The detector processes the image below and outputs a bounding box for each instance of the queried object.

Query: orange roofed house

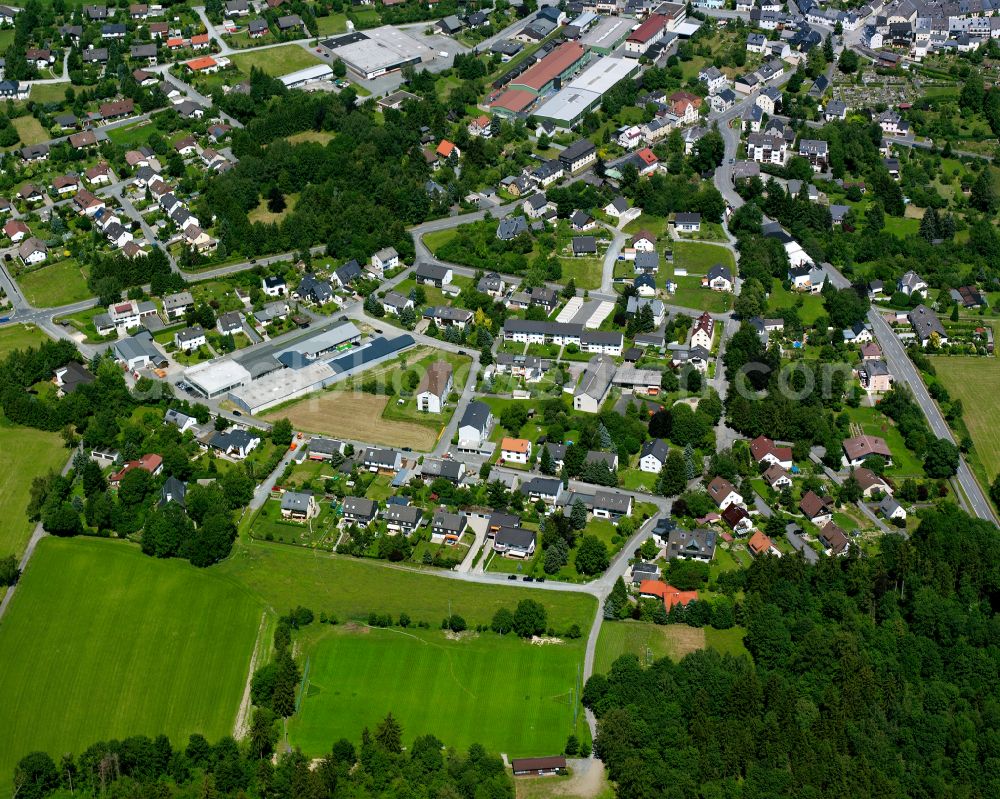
[436,139,460,162]
[186,56,219,73]
[638,580,699,612]
[747,530,781,558]
[109,453,163,487]
[500,437,532,465]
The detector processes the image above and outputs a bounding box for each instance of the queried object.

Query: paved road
[598,223,626,295]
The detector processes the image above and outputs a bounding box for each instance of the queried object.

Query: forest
[585,504,1000,799]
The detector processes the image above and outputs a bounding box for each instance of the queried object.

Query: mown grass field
[0,324,50,357]
[16,260,92,307]
[230,45,323,76]
[11,115,49,146]
[930,356,1000,481]
[0,421,66,558]
[290,625,587,758]
[0,538,264,778]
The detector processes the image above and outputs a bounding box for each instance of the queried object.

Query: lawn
[230,45,323,77]
[285,130,336,145]
[594,621,706,673]
[0,421,67,558]
[316,12,349,35]
[28,82,75,105]
[423,228,458,254]
[767,279,826,325]
[17,259,92,307]
[0,323,50,357]
[290,625,588,758]
[557,256,603,290]
[930,356,1000,482]
[248,192,299,224]
[673,241,736,274]
[881,216,920,238]
[623,214,668,237]
[11,115,50,146]
[0,538,264,779]
[106,120,158,148]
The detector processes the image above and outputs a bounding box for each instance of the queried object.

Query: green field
[106,120,158,148]
[11,115,49,146]
[17,260,92,307]
[0,538,264,778]
[230,45,323,76]
[847,406,924,478]
[930,356,1000,482]
[558,256,603,290]
[290,625,587,757]
[216,540,597,632]
[316,12,348,35]
[673,241,736,274]
[0,324,50,357]
[594,621,748,673]
[0,422,66,558]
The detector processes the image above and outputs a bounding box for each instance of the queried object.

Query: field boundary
[233,610,271,739]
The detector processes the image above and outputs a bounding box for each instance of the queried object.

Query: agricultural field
[290,625,588,758]
[929,356,1000,482]
[0,324,50,357]
[266,391,441,450]
[0,423,66,558]
[16,260,92,307]
[0,538,264,779]
[230,45,323,76]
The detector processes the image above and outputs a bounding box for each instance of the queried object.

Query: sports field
[0,324,50,358]
[930,356,1000,481]
[0,538,264,777]
[594,621,706,673]
[290,625,586,757]
[0,422,67,558]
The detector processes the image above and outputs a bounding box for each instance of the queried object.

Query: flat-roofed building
[184,359,252,399]
[580,16,635,55]
[321,26,435,80]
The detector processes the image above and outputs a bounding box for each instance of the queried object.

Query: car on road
[522,576,533,582]
[729,158,735,164]
[507,574,517,580]
[232,411,242,417]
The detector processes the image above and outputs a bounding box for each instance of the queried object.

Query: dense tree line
[585,505,1000,799]
[14,718,513,799]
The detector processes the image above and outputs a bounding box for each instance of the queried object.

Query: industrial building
[229,333,415,414]
[533,56,638,130]
[321,26,435,80]
[280,63,334,88]
[580,16,634,55]
[506,41,587,95]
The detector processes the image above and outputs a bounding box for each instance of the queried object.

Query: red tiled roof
[513,42,585,91]
[490,88,536,114]
[628,13,666,44]
[747,530,773,556]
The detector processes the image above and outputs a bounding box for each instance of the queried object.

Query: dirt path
[233,611,269,739]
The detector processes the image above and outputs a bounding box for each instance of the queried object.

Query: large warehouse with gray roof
[320,26,436,80]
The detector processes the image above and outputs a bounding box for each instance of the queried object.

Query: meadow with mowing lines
[0,538,264,778]
[289,625,588,758]
[929,356,1000,482]
[0,422,67,558]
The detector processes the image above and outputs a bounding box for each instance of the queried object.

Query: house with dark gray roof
[343,496,377,524]
[666,528,716,561]
[640,439,669,473]
[592,490,632,519]
[497,215,529,240]
[493,526,536,558]
[420,457,465,482]
[431,510,466,542]
[384,504,423,535]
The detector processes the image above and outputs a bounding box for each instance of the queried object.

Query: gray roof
[280,491,314,513]
[415,262,450,281]
[641,438,669,463]
[113,331,164,365]
[908,304,946,341]
[495,526,535,550]
[707,264,732,282]
[460,400,491,431]
[497,215,529,240]
[521,476,563,497]
[384,504,422,524]
[432,510,465,533]
[575,355,615,400]
[593,490,631,513]
[343,496,376,517]
[308,437,343,456]
[421,458,464,481]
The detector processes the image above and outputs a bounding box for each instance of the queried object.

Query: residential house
[879,495,906,521]
[53,361,95,397]
[819,521,850,556]
[707,476,743,510]
[209,428,260,460]
[574,355,615,413]
[109,454,164,487]
[704,264,734,292]
[674,212,701,233]
[384,504,423,535]
[500,437,532,465]
[908,304,947,346]
[370,246,399,274]
[666,528,717,561]
[162,290,194,320]
[280,491,318,520]
[747,530,781,557]
[164,408,197,433]
[898,270,927,296]
[842,435,893,467]
[416,360,453,414]
[800,490,834,525]
[363,447,403,473]
[382,291,413,316]
[497,215,529,240]
[431,510,466,544]
[763,463,793,489]
[262,275,286,297]
[494,526,536,558]
[721,504,754,535]
[521,476,564,505]
[342,496,377,525]
[799,139,830,171]
[639,438,669,473]
[414,262,452,288]
[858,359,893,392]
[749,435,793,469]
[420,458,465,483]
[458,400,493,450]
[174,326,206,352]
[592,491,632,519]
[690,312,714,349]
